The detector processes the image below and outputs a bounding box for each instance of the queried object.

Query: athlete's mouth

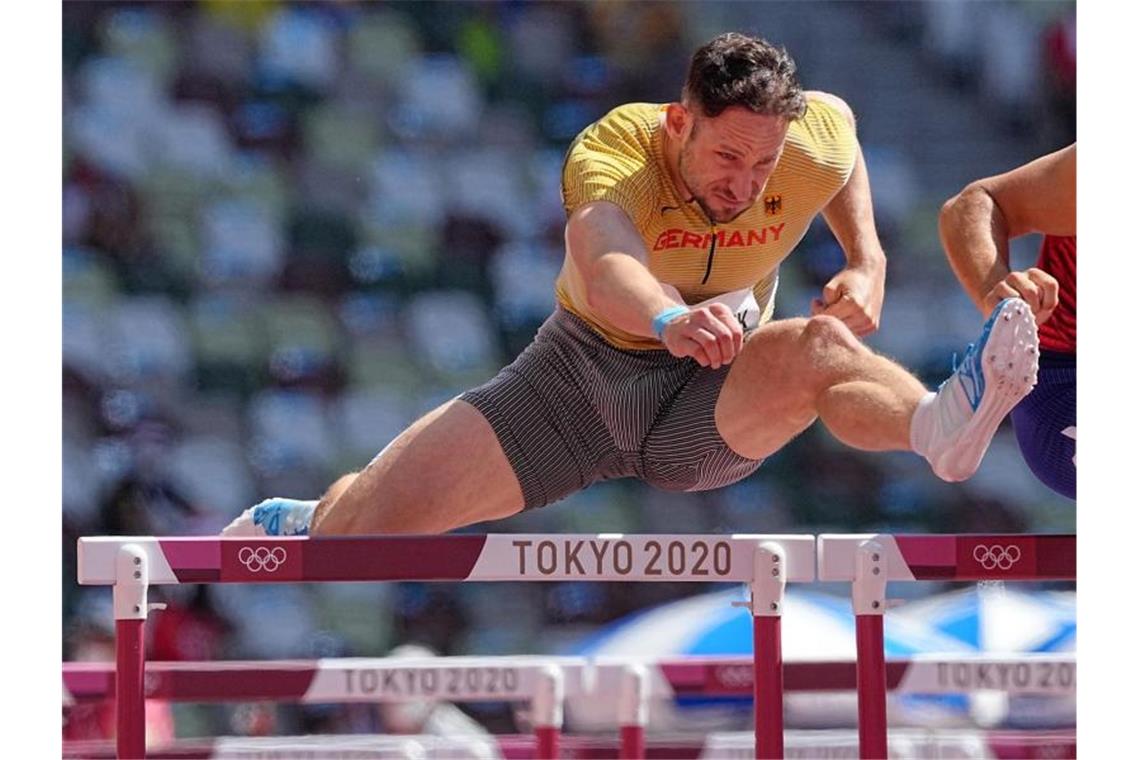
[717,183,752,201]
[715,191,748,211]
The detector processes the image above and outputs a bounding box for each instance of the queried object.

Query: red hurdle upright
[749,541,789,759]
[111,544,157,759]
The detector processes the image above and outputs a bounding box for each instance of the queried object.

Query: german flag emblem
[764,194,782,216]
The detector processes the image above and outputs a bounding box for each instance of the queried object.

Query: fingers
[984,269,1060,325]
[706,302,744,359]
[820,279,842,307]
[813,275,880,336]
[688,319,736,368]
[674,336,713,368]
[1005,271,1043,314]
[820,296,869,335]
[662,305,743,368]
[982,280,1022,314]
[1026,268,1060,325]
[693,327,724,367]
[812,281,843,316]
[818,293,877,337]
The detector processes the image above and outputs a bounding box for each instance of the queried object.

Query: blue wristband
[652,305,689,339]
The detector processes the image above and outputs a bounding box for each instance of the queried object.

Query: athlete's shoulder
[562,103,666,219]
[782,95,859,179]
[597,102,665,129]
[568,103,663,162]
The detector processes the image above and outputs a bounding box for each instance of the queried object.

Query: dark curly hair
[683,32,807,120]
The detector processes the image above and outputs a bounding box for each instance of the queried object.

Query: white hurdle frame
[64,652,1075,758]
[78,533,816,759]
[63,653,1077,703]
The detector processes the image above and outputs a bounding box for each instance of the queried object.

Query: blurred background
[61,0,1075,744]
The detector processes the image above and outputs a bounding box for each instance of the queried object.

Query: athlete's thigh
[316,399,526,535]
[1010,353,1076,499]
[714,318,819,460]
[641,362,763,493]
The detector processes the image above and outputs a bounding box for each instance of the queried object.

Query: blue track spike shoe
[221,498,317,537]
[918,298,1039,482]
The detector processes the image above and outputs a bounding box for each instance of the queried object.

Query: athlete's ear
[664,103,693,141]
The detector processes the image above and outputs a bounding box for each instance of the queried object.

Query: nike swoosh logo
[660,205,682,214]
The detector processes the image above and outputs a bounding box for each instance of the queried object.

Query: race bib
[694,287,761,333]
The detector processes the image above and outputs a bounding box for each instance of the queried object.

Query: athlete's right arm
[939,144,1075,325]
[566,201,743,368]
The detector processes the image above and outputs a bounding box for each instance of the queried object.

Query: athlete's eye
[717,152,736,162]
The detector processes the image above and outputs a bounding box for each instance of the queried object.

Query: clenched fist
[982,268,1059,326]
[660,303,744,369]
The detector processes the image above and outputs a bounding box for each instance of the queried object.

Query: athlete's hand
[810,266,884,336]
[981,268,1059,326]
[660,304,744,369]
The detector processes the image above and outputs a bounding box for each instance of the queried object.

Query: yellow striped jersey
[557,99,858,350]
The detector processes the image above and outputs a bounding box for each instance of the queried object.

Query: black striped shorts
[460,306,763,510]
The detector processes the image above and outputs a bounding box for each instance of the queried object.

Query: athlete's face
[673,105,790,224]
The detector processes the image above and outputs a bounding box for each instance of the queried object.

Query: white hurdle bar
[64,652,1075,758]
[78,534,816,759]
[63,653,1077,701]
[818,533,1076,760]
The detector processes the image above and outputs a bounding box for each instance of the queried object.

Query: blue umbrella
[564,588,972,731]
[891,586,1076,729]
[572,588,973,660]
[892,586,1075,653]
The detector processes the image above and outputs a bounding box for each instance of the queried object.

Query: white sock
[288,500,318,534]
[908,391,938,458]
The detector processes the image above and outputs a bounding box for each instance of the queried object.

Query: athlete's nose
[728,172,752,203]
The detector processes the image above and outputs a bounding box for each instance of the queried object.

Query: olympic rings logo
[238,546,288,573]
[972,544,1022,571]
[713,665,753,689]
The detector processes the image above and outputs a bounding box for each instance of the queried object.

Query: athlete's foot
[221,498,317,537]
[912,298,1039,482]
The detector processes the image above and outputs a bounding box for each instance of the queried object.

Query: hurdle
[64,655,583,757]
[77,533,816,759]
[64,652,1075,758]
[817,534,1076,760]
[63,651,1076,703]
[631,652,1075,698]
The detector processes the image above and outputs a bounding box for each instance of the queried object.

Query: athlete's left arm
[807,91,886,338]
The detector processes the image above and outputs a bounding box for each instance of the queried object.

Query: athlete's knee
[736,316,859,380]
[800,314,861,353]
[784,315,863,380]
[731,317,841,398]
[326,472,360,502]
[313,472,360,520]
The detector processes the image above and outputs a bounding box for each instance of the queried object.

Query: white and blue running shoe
[221,498,317,537]
[919,298,1039,482]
